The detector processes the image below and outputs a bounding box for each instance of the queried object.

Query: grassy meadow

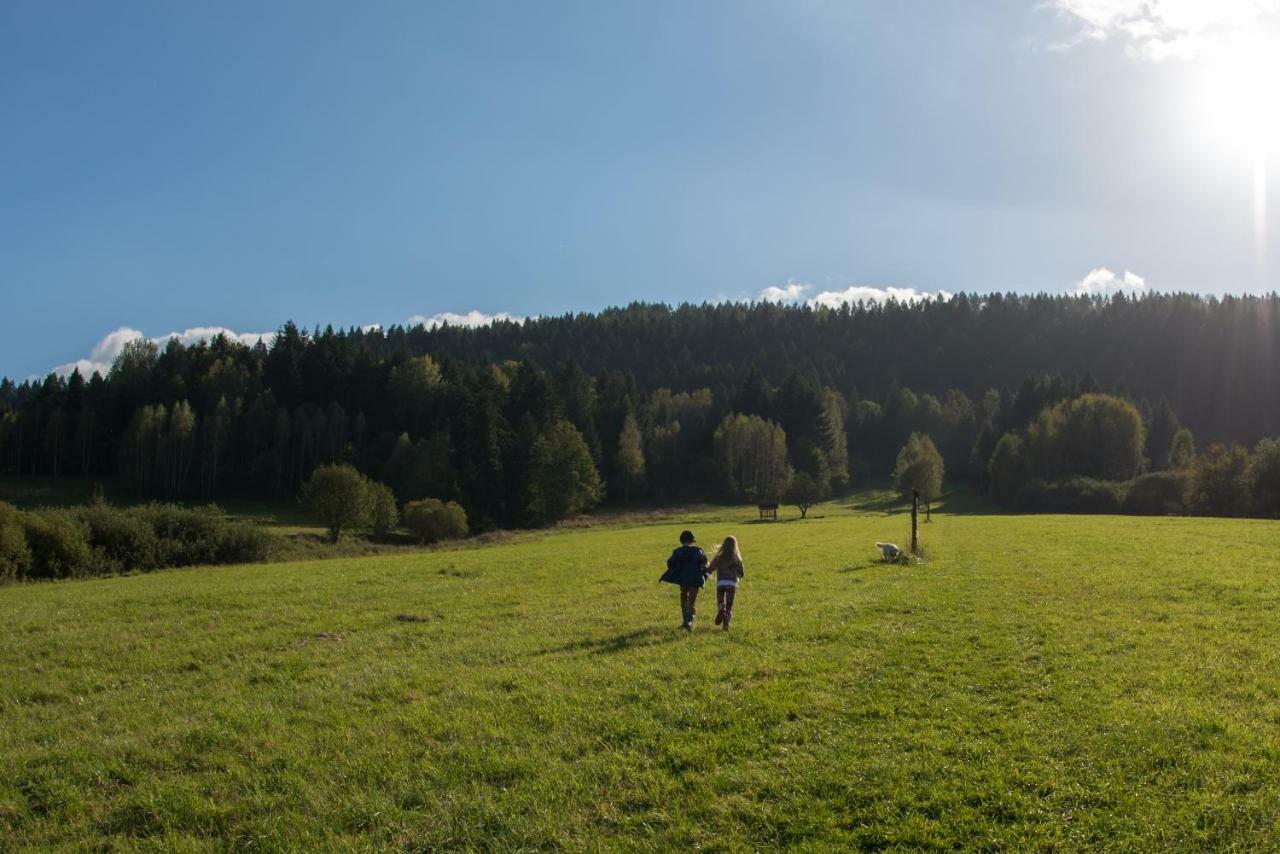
[3,496,1280,849]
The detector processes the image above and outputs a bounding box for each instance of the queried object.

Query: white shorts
[717,579,738,589]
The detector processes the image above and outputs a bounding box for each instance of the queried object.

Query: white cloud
[52,325,272,378]
[759,279,951,308]
[1053,0,1279,61]
[46,312,524,377]
[1073,266,1148,295]
[406,310,524,329]
[758,281,812,303]
[806,285,953,308]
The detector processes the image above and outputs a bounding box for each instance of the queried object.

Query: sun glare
[1197,34,1280,157]
[1195,31,1279,278]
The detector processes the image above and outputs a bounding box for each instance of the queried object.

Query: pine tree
[1169,428,1195,470]
[614,411,646,501]
[524,419,603,525]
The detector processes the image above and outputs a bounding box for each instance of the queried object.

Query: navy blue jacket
[660,544,708,587]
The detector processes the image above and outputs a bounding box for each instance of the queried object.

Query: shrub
[367,481,400,539]
[213,520,277,565]
[301,464,374,542]
[77,504,160,572]
[1248,437,1280,518]
[403,499,469,544]
[1187,443,1250,517]
[1,502,277,583]
[1122,471,1188,515]
[0,502,31,581]
[135,504,227,566]
[20,510,94,579]
[1015,477,1123,514]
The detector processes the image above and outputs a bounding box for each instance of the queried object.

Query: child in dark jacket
[660,529,708,631]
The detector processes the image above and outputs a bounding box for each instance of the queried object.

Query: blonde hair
[708,535,743,573]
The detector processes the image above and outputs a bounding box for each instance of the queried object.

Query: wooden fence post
[911,488,919,556]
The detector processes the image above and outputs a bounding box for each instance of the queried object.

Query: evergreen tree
[613,411,646,501]
[1169,428,1196,470]
[820,390,850,491]
[557,359,602,465]
[988,432,1028,507]
[1144,398,1180,470]
[733,365,772,418]
[387,355,442,437]
[524,419,603,525]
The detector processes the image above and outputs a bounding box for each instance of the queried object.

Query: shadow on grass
[848,488,997,517]
[848,494,902,514]
[837,560,885,573]
[536,626,677,657]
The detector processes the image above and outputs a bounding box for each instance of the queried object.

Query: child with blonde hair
[708,535,745,631]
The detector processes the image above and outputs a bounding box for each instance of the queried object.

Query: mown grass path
[3,503,1280,849]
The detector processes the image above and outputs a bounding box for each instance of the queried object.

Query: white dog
[875,542,901,561]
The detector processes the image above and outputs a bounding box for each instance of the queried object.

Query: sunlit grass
[3,497,1280,848]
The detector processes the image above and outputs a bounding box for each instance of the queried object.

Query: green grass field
[3,497,1280,850]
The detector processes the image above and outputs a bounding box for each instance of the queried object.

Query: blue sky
[3,1,1278,379]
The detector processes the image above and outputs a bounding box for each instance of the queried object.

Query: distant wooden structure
[757,502,779,520]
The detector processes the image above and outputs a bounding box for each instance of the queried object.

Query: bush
[1015,477,1123,514]
[0,502,278,583]
[1187,443,1251,517]
[403,498,469,544]
[1248,437,1280,518]
[0,502,31,581]
[213,520,277,565]
[367,482,400,539]
[134,504,227,566]
[1122,471,1188,516]
[20,510,94,579]
[77,504,160,572]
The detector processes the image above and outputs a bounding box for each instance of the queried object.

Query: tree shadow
[848,488,996,517]
[837,560,885,573]
[535,626,676,657]
[848,495,902,514]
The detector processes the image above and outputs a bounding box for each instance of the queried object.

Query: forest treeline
[2,292,1279,529]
